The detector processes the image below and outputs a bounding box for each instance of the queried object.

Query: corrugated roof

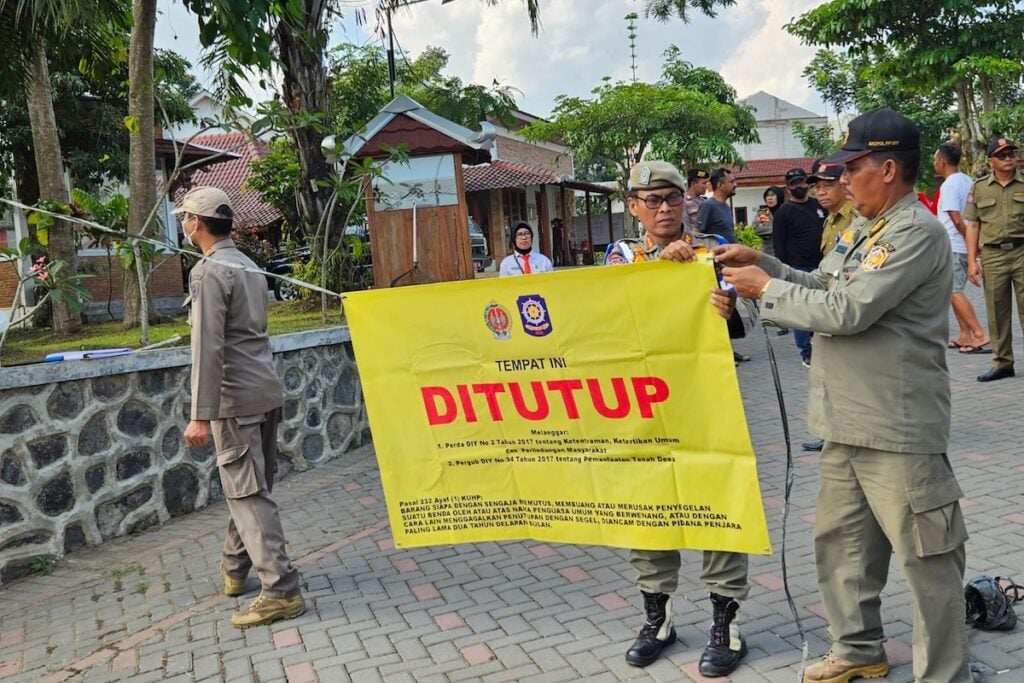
[178,132,283,230]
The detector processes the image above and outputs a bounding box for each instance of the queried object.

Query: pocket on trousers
[213,419,259,499]
[906,477,969,557]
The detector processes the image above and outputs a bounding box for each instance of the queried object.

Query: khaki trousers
[629,549,749,600]
[214,410,300,599]
[980,244,1024,367]
[815,442,971,683]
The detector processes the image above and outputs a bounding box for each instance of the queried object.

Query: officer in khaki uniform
[177,187,305,629]
[605,161,756,678]
[964,137,1024,382]
[717,109,971,683]
[811,161,857,255]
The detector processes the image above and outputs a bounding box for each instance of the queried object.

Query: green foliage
[787,1,1024,166]
[643,0,736,22]
[232,224,276,267]
[327,42,518,133]
[733,224,762,250]
[0,46,202,194]
[799,49,958,189]
[792,121,838,159]
[651,45,758,170]
[245,137,302,232]
[30,555,54,576]
[522,47,757,196]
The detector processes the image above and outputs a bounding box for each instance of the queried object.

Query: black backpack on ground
[965,575,1024,631]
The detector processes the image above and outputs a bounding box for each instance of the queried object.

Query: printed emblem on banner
[517,294,553,337]
[861,245,891,271]
[483,301,512,340]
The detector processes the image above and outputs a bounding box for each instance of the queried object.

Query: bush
[734,223,762,250]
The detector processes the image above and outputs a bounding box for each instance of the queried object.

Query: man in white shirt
[934,143,990,352]
[498,221,554,276]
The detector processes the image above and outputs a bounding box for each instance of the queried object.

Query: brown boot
[220,563,247,597]
[803,650,888,683]
[230,592,306,629]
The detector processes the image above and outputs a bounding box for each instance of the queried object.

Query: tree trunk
[275,1,334,245]
[955,79,986,172]
[23,42,80,334]
[124,0,158,332]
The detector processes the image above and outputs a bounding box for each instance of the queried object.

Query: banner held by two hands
[345,260,771,554]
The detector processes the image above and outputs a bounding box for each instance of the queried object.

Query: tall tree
[651,45,757,170]
[0,0,124,333]
[801,48,958,189]
[787,0,1024,167]
[521,79,746,201]
[123,0,158,330]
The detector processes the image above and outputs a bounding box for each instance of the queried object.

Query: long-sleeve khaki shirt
[820,200,856,255]
[757,192,952,454]
[188,239,284,420]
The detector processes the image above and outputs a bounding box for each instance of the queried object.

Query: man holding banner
[607,160,756,677]
[717,109,971,683]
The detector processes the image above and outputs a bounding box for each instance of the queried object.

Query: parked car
[265,247,310,301]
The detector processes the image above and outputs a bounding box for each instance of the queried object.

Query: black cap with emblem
[822,107,920,166]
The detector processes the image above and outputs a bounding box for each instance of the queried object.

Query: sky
[154,0,828,119]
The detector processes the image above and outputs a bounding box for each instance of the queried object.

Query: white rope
[0,197,343,298]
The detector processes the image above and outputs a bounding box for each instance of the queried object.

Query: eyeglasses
[515,231,532,238]
[993,151,1018,160]
[633,192,684,209]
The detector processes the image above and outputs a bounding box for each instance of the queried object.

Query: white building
[736,91,829,161]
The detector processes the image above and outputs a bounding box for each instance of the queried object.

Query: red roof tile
[732,157,817,185]
[463,160,564,192]
[178,132,283,230]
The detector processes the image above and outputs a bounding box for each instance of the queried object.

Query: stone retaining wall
[0,328,367,583]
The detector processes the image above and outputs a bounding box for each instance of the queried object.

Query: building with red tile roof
[180,131,283,232]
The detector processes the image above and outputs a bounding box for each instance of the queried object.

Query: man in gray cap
[715,109,971,683]
[605,160,755,678]
[177,186,305,629]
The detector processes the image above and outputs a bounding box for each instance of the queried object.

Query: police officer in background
[682,168,709,232]
[715,109,971,683]
[178,187,305,629]
[964,137,1024,382]
[606,161,756,678]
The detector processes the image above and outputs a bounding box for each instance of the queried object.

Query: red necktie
[522,254,532,274]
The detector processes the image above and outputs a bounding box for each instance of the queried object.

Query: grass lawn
[0,301,343,367]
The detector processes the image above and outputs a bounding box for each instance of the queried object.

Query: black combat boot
[625,591,676,667]
[698,592,747,677]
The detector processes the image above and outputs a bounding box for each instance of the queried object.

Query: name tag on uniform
[835,245,849,254]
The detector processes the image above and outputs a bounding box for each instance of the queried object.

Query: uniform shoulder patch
[861,244,891,271]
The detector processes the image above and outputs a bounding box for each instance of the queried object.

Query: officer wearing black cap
[964,137,1024,382]
[605,160,755,678]
[772,165,827,368]
[714,108,971,683]
[683,168,710,232]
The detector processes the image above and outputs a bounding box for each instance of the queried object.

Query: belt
[983,238,1024,250]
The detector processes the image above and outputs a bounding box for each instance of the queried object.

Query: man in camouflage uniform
[716,109,971,683]
[605,160,756,678]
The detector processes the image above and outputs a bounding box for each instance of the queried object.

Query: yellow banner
[345,260,770,554]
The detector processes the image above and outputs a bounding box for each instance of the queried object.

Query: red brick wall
[0,261,18,307]
[496,136,573,175]
[79,254,185,301]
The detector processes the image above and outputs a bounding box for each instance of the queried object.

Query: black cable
[761,322,810,680]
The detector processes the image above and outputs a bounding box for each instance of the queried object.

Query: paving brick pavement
[1,286,1023,682]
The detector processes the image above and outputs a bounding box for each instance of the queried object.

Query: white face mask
[182,215,198,246]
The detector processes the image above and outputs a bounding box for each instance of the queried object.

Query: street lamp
[384,0,457,98]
